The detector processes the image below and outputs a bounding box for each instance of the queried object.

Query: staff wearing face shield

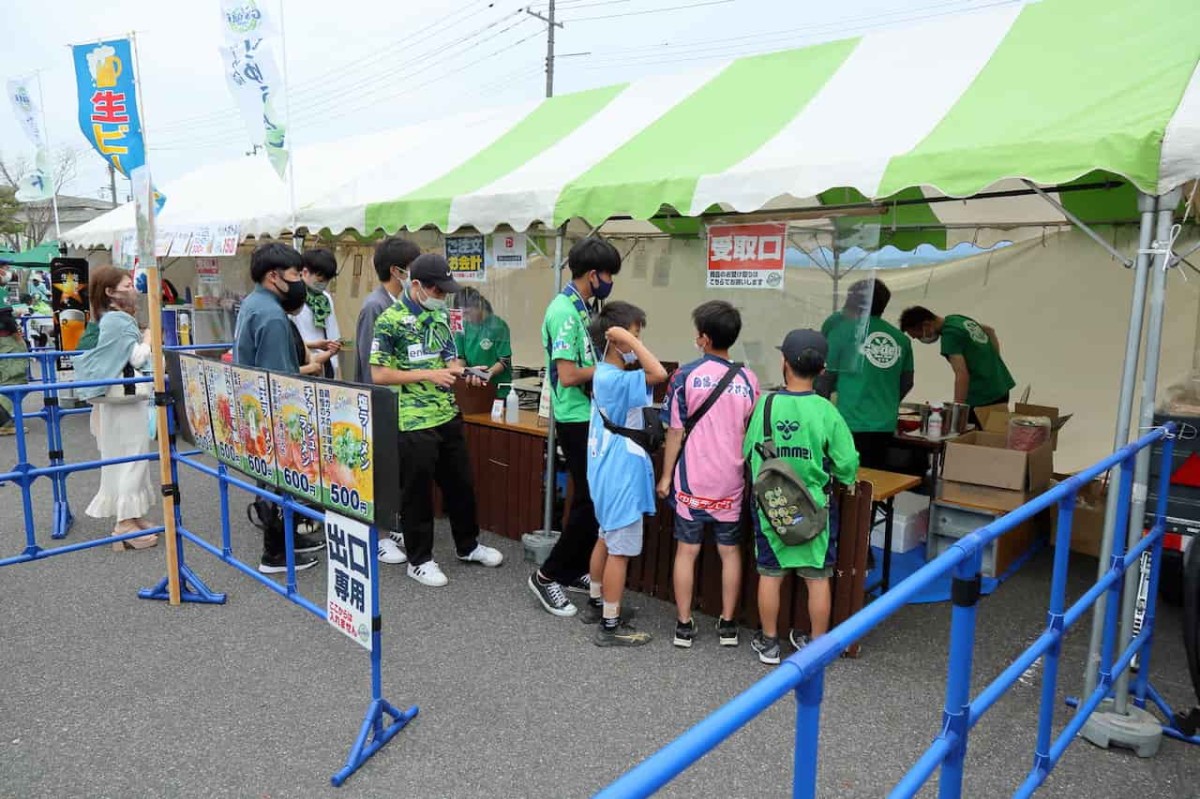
[899,305,1015,425]
[453,287,512,399]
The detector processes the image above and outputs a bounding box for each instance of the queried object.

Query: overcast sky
[0,0,1012,202]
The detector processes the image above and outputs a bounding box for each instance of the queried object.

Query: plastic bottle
[928,402,944,439]
[505,386,520,423]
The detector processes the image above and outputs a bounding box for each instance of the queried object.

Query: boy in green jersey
[745,329,859,666]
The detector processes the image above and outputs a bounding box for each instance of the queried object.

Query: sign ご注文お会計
[705,222,787,290]
[445,235,485,282]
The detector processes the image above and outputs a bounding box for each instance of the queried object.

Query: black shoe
[788,630,812,652]
[594,620,652,647]
[259,551,319,574]
[717,617,740,647]
[528,573,577,618]
[674,618,697,649]
[751,632,781,665]
[565,574,591,595]
[581,601,637,626]
[293,529,325,553]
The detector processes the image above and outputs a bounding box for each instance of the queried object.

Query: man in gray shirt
[355,236,421,565]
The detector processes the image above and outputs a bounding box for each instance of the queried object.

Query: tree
[0,149,79,248]
[0,187,23,251]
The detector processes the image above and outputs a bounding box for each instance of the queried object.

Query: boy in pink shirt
[659,301,760,648]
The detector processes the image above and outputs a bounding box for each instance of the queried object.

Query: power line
[564,0,735,22]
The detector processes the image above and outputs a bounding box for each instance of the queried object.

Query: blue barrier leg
[330,524,418,787]
[218,464,233,557]
[938,546,983,799]
[46,354,74,540]
[12,392,39,556]
[1134,436,1175,707]
[792,670,824,799]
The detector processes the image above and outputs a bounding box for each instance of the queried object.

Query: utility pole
[526,1,563,98]
[108,162,118,208]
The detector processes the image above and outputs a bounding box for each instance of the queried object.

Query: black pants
[254,484,285,557]
[397,417,479,567]
[852,431,893,471]
[540,421,597,586]
[969,392,1010,429]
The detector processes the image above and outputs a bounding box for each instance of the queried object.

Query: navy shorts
[674,513,741,547]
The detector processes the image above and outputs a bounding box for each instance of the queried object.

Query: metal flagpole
[277,0,299,251]
[130,30,183,606]
[33,71,61,242]
[1080,193,1156,699]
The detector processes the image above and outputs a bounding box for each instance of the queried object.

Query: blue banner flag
[71,38,164,209]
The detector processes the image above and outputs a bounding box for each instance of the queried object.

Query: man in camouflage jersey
[370,254,503,587]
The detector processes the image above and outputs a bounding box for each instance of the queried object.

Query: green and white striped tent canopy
[65,0,1200,251]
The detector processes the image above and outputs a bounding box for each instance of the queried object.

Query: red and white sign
[195,257,220,277]
[706,222,787,290]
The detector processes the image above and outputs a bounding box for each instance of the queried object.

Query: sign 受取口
[705,222,787,290]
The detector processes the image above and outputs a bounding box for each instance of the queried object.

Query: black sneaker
[674,618,697,649]
[751,632,781,665]
[594,620,652,647]
[565,574,591,595]
[528,573,577,617]
[581,601,637,625]
[717,617,739,647]
[259,550,319,574]
[789,630,812,652]
[293,529,325,553]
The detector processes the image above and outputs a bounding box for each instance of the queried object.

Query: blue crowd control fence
[597,425,1183,799]
[0,349,415,786]
[0,343,232,539]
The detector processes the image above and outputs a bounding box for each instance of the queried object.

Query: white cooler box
[869,491,929,554]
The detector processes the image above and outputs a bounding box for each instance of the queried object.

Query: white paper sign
[492,232,527,269]
[325,511,374,650]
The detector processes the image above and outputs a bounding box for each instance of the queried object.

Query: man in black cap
[370,253,503,587]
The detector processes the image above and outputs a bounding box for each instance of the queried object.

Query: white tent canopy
[66,0,1200,250]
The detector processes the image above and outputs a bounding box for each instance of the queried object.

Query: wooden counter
[458,413,875,652]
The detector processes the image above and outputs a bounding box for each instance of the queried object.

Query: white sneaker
[389,531,404,548]
[407,561,448,587]
[458,543,504,567]
[378,538,407,565]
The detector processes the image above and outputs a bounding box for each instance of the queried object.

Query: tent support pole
[1080,193,1157,701]
[1022,180,1135,266]
[540,226,567,539]
[1112,189,1181,711]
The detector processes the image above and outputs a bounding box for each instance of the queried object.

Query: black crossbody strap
[682,363,743,437]
[755,393,777,460]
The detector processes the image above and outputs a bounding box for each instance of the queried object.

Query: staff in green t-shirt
[453,287,513,399]
[818,280,913,469]
[899,305,1016,421]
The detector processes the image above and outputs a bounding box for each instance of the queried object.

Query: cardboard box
[975,402,1072,450]
[941,430,1054,511]
[1048,477,1107,559]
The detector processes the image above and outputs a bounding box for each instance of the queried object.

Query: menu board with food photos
[166,353,398,525]
[271,374,321,502]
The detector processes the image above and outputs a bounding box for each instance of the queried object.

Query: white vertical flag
[218,1,289,179]
[6,78,54,202]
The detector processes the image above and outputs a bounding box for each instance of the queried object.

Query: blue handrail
[597,425,1176,799]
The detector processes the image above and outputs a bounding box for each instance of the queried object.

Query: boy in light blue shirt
[585,301,668,647]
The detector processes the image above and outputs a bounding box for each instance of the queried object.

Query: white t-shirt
[290,290,341,377]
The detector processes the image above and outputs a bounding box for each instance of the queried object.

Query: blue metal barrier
[0,351,414,787]
[597,426,1180,799]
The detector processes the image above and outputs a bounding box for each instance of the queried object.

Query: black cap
[778,328,827,369]
[409,253,461,294]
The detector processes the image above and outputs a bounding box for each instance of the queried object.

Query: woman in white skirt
[72,265,158,550]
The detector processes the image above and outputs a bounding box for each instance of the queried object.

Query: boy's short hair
[898,305,936,334]
[373,236,421,282]
[692,300,741,350]
[789,349,827,379]
[846,279,892,317]
[301,248,338,280]
[568,237,622,280]
[250,242,301,284]
[588,300,646,356]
